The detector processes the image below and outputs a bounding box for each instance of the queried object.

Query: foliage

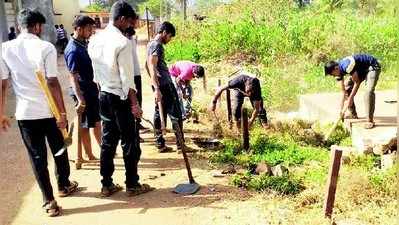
[231,172,305,195]
[165,0,399,109]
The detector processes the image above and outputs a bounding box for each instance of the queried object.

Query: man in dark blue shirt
[211,72,268,130]
[64,16,101,166]
[324,54,381,129]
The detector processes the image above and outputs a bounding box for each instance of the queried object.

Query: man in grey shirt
[146,22,185,153]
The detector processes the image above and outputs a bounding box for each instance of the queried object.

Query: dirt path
[0,40,269,225]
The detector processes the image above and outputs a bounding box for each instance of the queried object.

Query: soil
[0,39,270,225]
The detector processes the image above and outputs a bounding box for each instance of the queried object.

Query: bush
[231,172,305,195]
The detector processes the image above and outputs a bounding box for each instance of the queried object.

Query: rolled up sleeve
[118,41,136,98]
[43,45,59,78]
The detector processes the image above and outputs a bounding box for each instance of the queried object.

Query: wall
[53,0,80,36]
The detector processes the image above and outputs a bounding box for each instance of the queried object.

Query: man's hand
[131,104,143,118]
[210,101,217,112]
[76,99,86,114]
[154,88,162,103]
[0,116,11,133]
[57,114,68,129]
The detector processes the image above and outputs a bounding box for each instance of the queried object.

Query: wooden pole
[145,7,150,41]
[323,146,343,218]
[226,89,232,126]
[242,108,249,151]
[217,79,222,108]
[183,0,187,21]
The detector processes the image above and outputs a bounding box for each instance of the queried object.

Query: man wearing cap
[324,54,381,129]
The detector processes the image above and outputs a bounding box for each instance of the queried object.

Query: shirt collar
[106,23,124,36]
[72,37,88,49]
[18,32,40,40]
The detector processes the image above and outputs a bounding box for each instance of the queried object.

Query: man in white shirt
[0,43,11,134]
[1,9,78,217]
[88,0,153,197]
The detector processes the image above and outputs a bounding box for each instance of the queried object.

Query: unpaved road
[0,40,269,225]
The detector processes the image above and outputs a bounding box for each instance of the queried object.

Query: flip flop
[364,122,375,129]
[101,183,123,197]
[126,183,155,196]
[43,200,61,217]
[58,181,79,197]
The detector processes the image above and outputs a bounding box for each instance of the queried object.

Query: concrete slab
[299,90,397,152]
[299,90,396,123]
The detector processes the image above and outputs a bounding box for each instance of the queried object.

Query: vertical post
[226,89,232,126]
[146,7,150,41]
[242,108,249,151]
[183,0,187,21]
[217,79,221,108]
[323,146,343,218]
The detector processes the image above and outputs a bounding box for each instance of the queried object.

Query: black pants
[134,76,143,131]
[153,83,184,148]
[231,90,268,124]
[99,91,141,188]
[18,118,71,204]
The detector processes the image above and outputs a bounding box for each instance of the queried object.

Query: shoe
[138,124,149,130]
[101,183,123,197]
[157,145,174,153]
[126,183,155,196]
[58,181,79,197]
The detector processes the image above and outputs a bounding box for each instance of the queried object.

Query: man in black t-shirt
[211,72,268,130]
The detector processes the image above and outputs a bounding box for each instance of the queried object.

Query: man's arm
[1,79,11,132]
[343,72,361,114]
[44,45,67,129]
[147,54,162,102]
[339,79,346,111]
[69,73,86,114]
[118,41,142,118]
[248,100,261,127]
[211,85,229,111]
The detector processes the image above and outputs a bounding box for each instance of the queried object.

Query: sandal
[126,183,155,196]
[364,122,375,129]
[43,200,61,217]
[58,181,79,197]
[101,183,123,197]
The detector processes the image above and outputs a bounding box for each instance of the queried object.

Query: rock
[271,164,289,176]
[381,152,397,170]
[254,161,272,176]
[160,173,166,176]
[221,164,236,174]
[148,175,158,180]
[236,168,247,175]
[373,137,397,155]
[212,171,225,178]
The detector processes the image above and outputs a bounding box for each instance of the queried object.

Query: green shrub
[232,172,305,195]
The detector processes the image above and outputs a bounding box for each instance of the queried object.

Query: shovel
[173,120,200,195]
[157,101,200,194]
[36,71,73,156]
[324,106,348,142]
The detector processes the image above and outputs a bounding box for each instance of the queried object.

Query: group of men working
[0,0,381,218]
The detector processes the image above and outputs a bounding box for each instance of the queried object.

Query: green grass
[165,0,399,110]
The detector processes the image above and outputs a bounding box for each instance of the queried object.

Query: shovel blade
[173,182,200,195]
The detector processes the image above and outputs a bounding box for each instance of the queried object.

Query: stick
[36,71,68,138]
[241,108,249,151]
[323,146,343,218]
[175,121,195,184]
[157,101,166,135]
[324,107,347,141]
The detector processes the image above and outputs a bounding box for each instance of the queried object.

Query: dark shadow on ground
[61,184,252,216]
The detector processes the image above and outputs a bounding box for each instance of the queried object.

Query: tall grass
[166,0,399,110]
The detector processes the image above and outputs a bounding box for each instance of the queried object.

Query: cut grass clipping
[232,171,305,195]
